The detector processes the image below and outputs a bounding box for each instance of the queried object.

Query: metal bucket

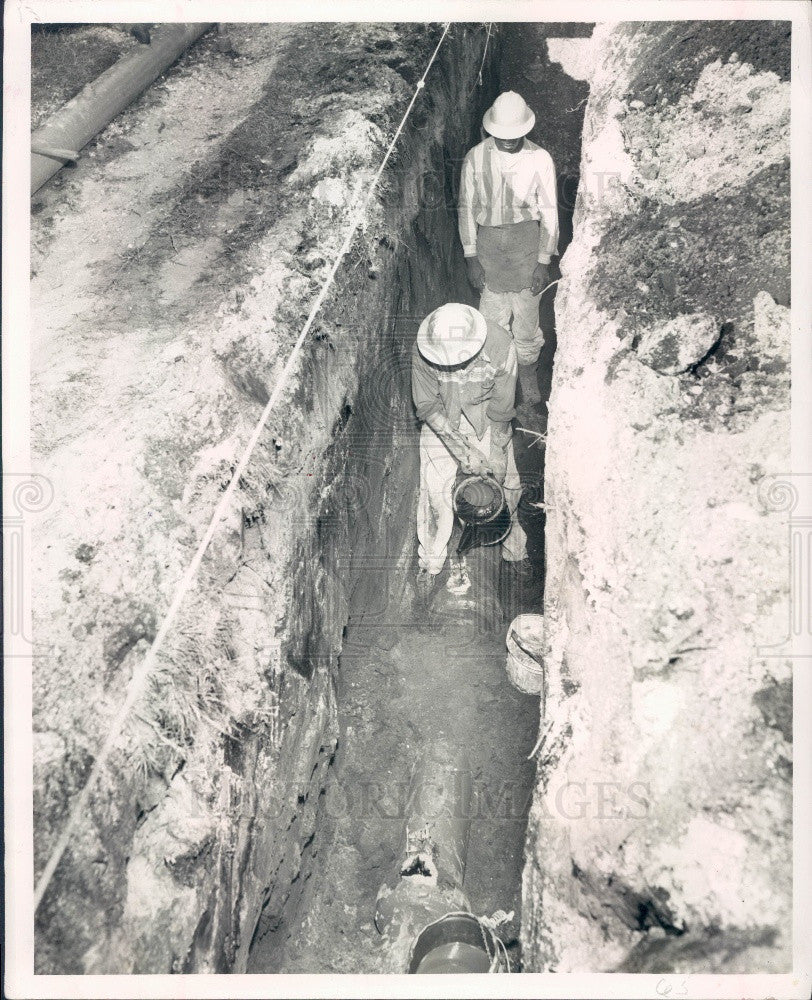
[453,475,511,556]
[408,913,506,973]
[506,613,545,695]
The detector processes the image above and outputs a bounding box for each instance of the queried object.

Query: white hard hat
[416,303,487,367]
[483,91,535,140]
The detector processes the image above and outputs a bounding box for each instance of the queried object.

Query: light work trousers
[417,414,527,575]
[478,286,544,366]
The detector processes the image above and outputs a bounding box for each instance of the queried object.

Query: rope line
[475,23,493,87]
[34,22,452,913]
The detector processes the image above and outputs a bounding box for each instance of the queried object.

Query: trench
[245,23,591,974]
[29,21,590,975]
[27,18,794,976]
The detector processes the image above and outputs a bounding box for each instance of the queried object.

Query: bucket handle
[509,628,543,666]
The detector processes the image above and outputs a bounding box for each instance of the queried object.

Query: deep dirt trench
[247,548,541,973]
[30,21,592,974]
[23,15,797,980]
[247,23,592,974]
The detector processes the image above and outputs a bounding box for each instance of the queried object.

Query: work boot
[518,362,542,407]
[446,557,471,595]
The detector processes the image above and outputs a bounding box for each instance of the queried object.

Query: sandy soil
[31,25,312,971]
[522,20,792,973]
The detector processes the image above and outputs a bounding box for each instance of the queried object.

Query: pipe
[31,142,79,162]
[407,911,506,973]
[401,741,472,890]
[373,740,510,973]
[31,22,213,195]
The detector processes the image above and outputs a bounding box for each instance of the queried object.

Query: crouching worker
[411,302,527,591]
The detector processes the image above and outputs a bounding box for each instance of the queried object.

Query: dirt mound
[522,20,791,973]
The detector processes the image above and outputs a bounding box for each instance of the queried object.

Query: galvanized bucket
[452,475,511,556]
[506,613,545,695]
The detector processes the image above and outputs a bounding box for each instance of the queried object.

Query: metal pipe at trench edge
[31,23,214,195]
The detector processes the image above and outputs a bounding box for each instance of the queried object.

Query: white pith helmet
[483,91,535,140]
[416,303,487,367]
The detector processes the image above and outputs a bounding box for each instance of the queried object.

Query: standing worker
[458,91,559,407]
[411,303,528,594]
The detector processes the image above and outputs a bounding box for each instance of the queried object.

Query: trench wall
[522,21,792,972]
[32,24,497,973]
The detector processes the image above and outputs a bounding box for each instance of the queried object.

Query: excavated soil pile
[522,20,792,973]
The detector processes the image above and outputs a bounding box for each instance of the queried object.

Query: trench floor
[249,542,543,973]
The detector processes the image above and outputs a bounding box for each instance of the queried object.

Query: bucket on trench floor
[407,912,508,973]
[505,613,545,695]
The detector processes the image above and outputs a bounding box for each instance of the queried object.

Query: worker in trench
[411,302,528,596]
[458,91,559,409]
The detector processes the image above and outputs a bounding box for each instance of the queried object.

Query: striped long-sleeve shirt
[458,137,559,264]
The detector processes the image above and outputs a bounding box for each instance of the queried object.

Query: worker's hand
[466,256,486,292]
[530,262,550,296]
[490,450,508,485]
[462,446,492,478]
